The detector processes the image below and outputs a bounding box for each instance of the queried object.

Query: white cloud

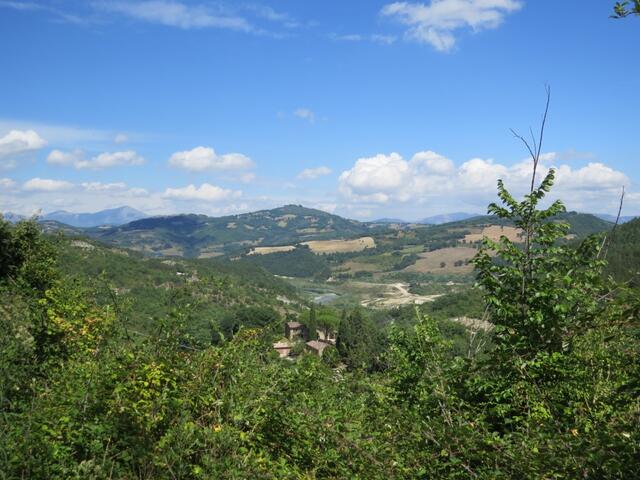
[381,0,523,52]
[47,149,84,166]
[554,162,629,191]
[298,166,333,180]
[78,150,145,169]
[330,33,397,45]
[163,183,242,202]
[81,181,127,192]
[114,133,129,144]
[128,187,150,197]
[0,129,47,159]
[310,202,338,214]
[23,178,74,192]
[293,108,316,124]
[371,34,397,45]
[48,149,145,169]
[97,0,252,31]
[243,4,299,28]
[239,172,257,183]
[339,149,631,212]
[331,33,363,41]
[2,177,163,217]
[0,1,88,25]
[0,1,42,11]
[0,120,112,146]
[0,178,16,189]
[80,181,150,197]
[339,153,411,203]
[169,146,254,172]
[411,150,455,174]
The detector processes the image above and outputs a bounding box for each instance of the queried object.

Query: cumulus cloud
[163,183,242,202]
[0,130,47,168]
[298,166,332,180]
[381,0,523,52]
[339,150,630,212]
[47,149,84,166]
[78,150,145,169]
[168,146,254,172]
[47,149,144,169]
[338,153,412,203]
[97,0,252,32]
[554,162,629,191]
[0,119,114,147]
[293,108,316,124]
[23,178,74,192]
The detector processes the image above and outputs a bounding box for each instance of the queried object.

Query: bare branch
[600,186,626,260]
[531,85,551,193]
[510,128,536,161]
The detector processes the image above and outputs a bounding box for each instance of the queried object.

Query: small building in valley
[317,329,336,345]
[275,320,336,359]
[305,340,331,357]
[285,321,306,340]
[273,340,292,358]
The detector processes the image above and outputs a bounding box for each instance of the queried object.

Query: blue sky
[0,0,638,220]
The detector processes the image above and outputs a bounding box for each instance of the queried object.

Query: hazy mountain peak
[417,212,479,225]
[42,206,148,228]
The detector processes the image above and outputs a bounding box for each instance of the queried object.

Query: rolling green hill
[34,207,615,286]
[435,211,613,237]
[91,205,378,258]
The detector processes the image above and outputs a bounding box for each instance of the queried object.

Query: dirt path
[360,282,443,308]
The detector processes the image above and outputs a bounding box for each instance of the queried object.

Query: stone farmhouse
[273,321,336,359]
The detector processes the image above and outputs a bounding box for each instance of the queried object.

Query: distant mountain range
[42,206,148,227]
[1,212,26,223]
[371,218,408,224]
[2,205,621,261]
[417,212,479,225]
[372,212,479,225]
[593,213,637,224]
[3,206,148,227]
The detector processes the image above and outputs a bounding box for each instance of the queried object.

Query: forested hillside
[605,217,640,284]
[92,205,377,257]
[54,237,301,340]
[434,210,612,236]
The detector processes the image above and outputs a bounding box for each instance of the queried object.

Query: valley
[30,204,616,314]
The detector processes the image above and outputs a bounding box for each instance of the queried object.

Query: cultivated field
[461,225,524,243]
[302,236,376,254]
[248,245,296,255]
[404,247,477,274]
[247,236,375,256]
